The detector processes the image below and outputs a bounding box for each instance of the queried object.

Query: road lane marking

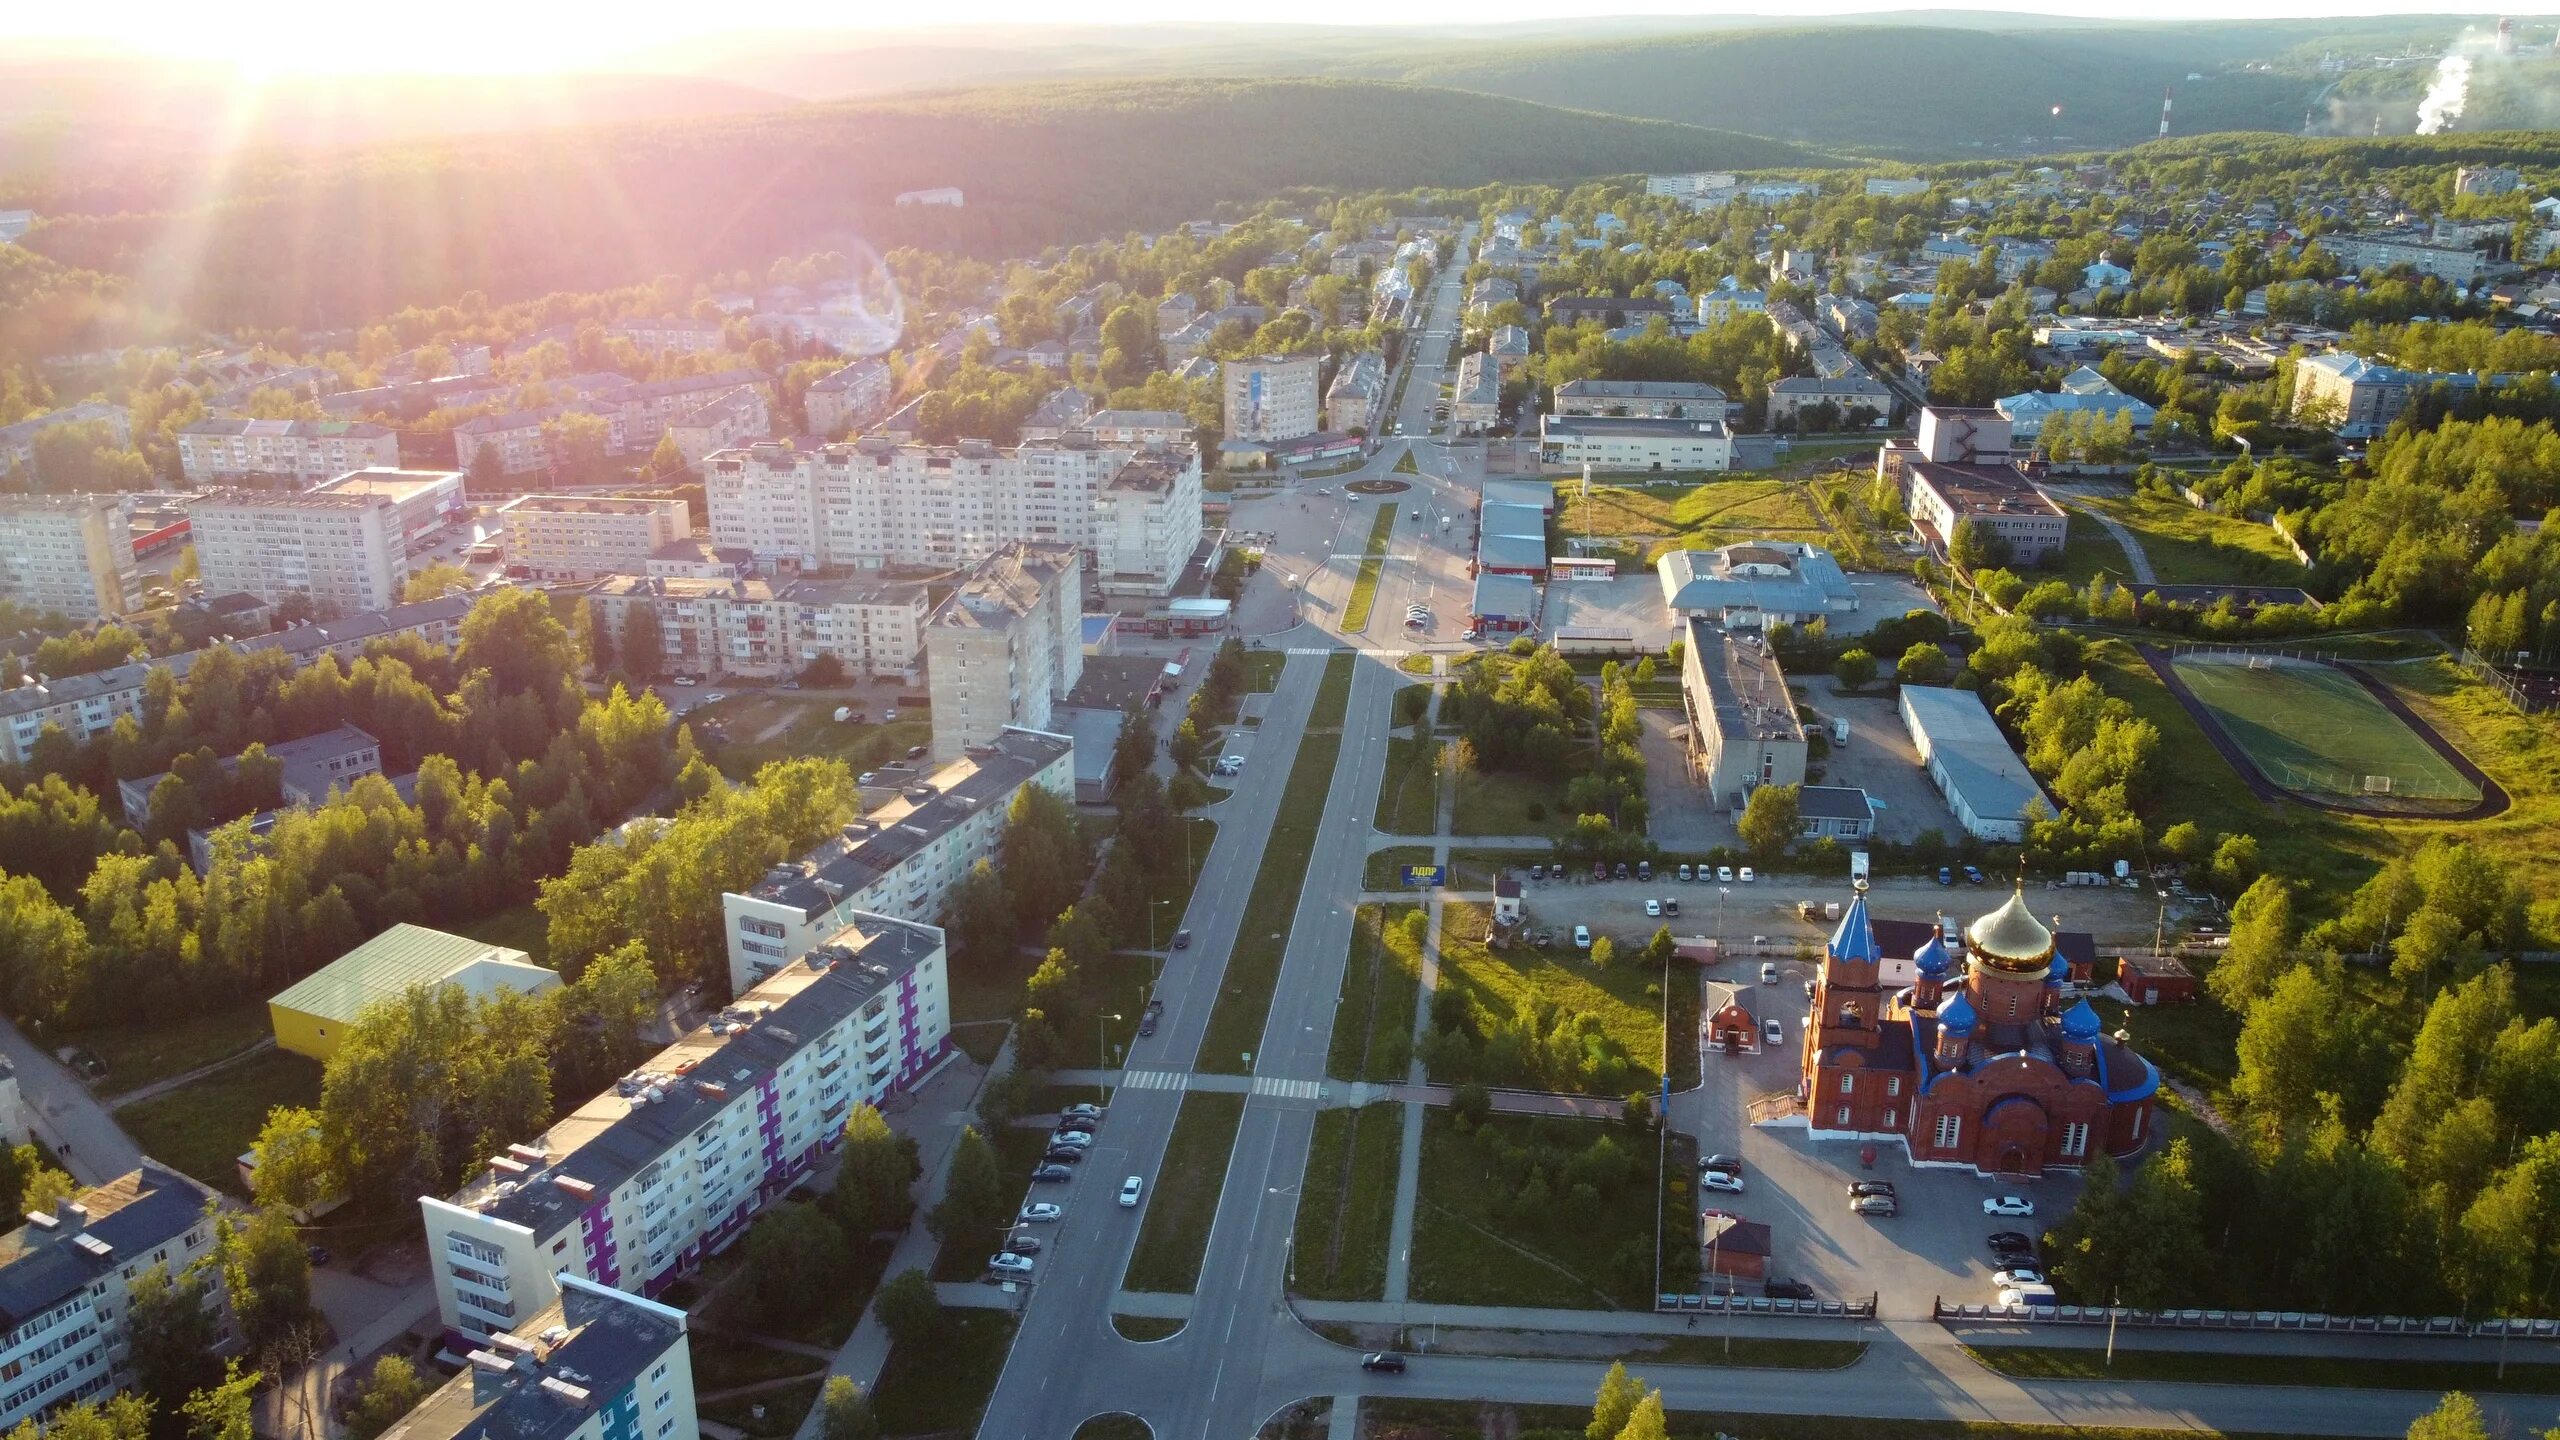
[1250,1077,1323,1100]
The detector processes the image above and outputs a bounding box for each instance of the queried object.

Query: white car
[1759,962,1778,985]
[1701,1170,1745,1195]
[1983,1195,2036,1218]
[704,693,727,704]
[1645,899,1661,917]
[1119,1175,1145,1207]
[1717,866,1735,883]
[1993,1267,2046,1288]
[1573,925,1592,950]
[1018,1203,1063,1223]
[671,675,698,687]
[1762,1018,1783,1046]
[986,1252,1035,1277]
[1049,1131,1094,1151]
[1738,867,1755,883]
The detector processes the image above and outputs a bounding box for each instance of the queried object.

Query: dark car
[1002,1236,1042,1256]
[1172,929,1193,950]
[1360,1352,1408,1373]
[1613,862,1630,879]
[305,1245,332,1266]
[906,744,929,760]
[1043,1145,1086,1164]
[1029,1164,1074,1183]
[1988,1231,2037,1256]
[1763,1277,1816,1301]
[1847,1179,1897,1198]
[1593,861,1609,880]
[1701,1154,1743,1175]
[1137,1012,1158,1037]
[1937,866,1954,886]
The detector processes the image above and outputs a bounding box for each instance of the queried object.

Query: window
[1886,1076,1901,1097]
[2060,1122,2090,1159]
[1933,1113,1961,1150]
[1881,1109,1896,1129]
[1838,1074,1854,1095]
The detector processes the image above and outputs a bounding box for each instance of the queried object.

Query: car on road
[1002,1236,1041,1255]
[1983,1195,2036,1218]
[1029,1163,1074,1183]
[703,693,727,704]
[671,675,698,687]
[1993,1267,2046,1288]
[1701,1170,1744,1194]
[1937,866,1954,886]
[1850,1194,1900,1217]
[1043,1146,1086,1164]
[1573,925,1592,949]
[1717,866,1735,883]
[1138,1011,1158,1037]
[1061,1103,1103,1123]
[1847,1180,1897,1199]
[1360,1352,1408,1373]
[1409,509,1422,519]
[1662,897,1679,917]
[1962,864,1987,885]
[1763,1277,1816,1300]
[1987,1231,2036,1256]
[1701,1154,1742,1175]
[986,1252,1036,1277]
[1173,930,1192,950]
[1759,962,1779,984]
[1678,863,1694,881]
[1763,1018,1784,1046]
[1404,613,1427,629]
[305,1245,331,1266]
[1645,899,1661,917]
[1216,755,1246,775]
[1119,1175,1145,1207]
[1019,1203,1063,1223]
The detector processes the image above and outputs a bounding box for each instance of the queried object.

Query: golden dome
[1966,886,2055,972]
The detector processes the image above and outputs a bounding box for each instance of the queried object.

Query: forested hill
[1388,26,2316,156]
[9,78,1829,334]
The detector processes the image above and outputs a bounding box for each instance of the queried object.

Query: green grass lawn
[1053,952,1167,1070]
[1329,905,1424,1083]
[117,1047,322,1194]
[869,1311,1016,1437]
[2172,655,2478,804]
[1394,681,1432,722]
[688,1332,827,1392]
[2076,492,2306,588]
[1966,1344,2560,1393]
[1560,479,1828,564]
[1312,652,1355,728]
[703,702,933,782]
[1452,769,1574,837]
[454,902,552,970]
[1293,1103,1403,1302]
[1341,508,1398,634]
[1199,733,1339,1074]
[698,1380,822,1439]
[1246,651,1287,692]
[1123,1092,1246,1293]
[2092,983,2242,1097]
[1373,736,1441,835]
[1435,900,1663,1091]
[1393,449,1420,474]
[1399,653,1436,676]
[1409,1110,1658,1310]
[80,1002,273,1098]
[1074,1414,1154,1440]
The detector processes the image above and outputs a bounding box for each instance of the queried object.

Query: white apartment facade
[418,915,951,1351]
[804,360,892,438]
[1537,415,1734,473]
[175,419,400,485]
[0,494,137,621]
[189,489,409,616]
[720,726,1075,993]
[666,388,770,465]
[498,496,694,581]
[1324,352,1386,434]
[1092,448,1204,596]
[1222,355,1323,442]
[923,543,1083,760]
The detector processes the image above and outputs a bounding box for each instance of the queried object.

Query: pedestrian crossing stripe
[1251,1077,1323,1100]
[1120,1070,1185,1090]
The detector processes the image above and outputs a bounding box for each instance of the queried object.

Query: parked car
[1987,1231,2036,1256]
[1662,897,1679,917]
[986,1252,1036,1277]
[1717,865,1735,883]
[1850,1194,1900,1217]
[1360,1352,1408,1374]
[1019,1203,1063,1223]
[1937,866,1954,886]
[1029,1164,1074,1183]
[1759,962,1779,984]
[1043,1146,1085,1164]
[703,693,727,704]
[1739,867,1755,883]
[1061,1103,1103,1123]
[1172,930,1192,950]
[1001,1236,1041,1256]
[1962,864,1987,885]
[780,679,802,691]
[1528,863,1544,881]
[1993,1267,2047,1289]
[1983,1195,2036,1218]
[1614,862,1630,879]
[1847,1180,1897,1198]
[1592,861,1609,880]
[905,744,928,760]
[1050,1131,1094,1150]
[1701,1170,1744,1194]
[1763,1277,1816,1301]
[1645,899,1661,917]
[1762,1018,1784,1046]
[1701,1154,1743,1175]
[1637,860,1653,881]
[1678,863,1694,881]
[1119,1176,1145,1207]
[1574,925,1592,949]
[305,1245,331,1266]
[671,675,698,687]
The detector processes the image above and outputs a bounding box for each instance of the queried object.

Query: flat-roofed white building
[189,488,409,615]
[0,493,137,620]
[1552,378,1726,420]
[1539,415,1733,473]
[176,419,400,485]
[1900,684,2052,843]
[313,468,467,553]
[720,726,1074,993]
[498,495,694,581]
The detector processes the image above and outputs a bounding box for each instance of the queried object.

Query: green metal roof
[269,923,541,1026]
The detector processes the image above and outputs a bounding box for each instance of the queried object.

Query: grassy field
[1329,905,1424,1083]
[1435,900,1663,1091]
[2094,973,2244,1096]
[1399,653,1436,676]
[1360,1399,2313,1440]
[1966,1344,2560,1393]
[1559,479,1828,563]
[81,1003,271,1098]
[1199,733,1340,1074]
[2171,655,2478,804]
[2073,493,2306,588]
[698,1380,822,1438]
[1074,1414,1154,1440]
[1452,769,1574,837]
[688,1332,825,1392]
[1374,735,1441,835]
[1312,652,1356,728]
[1341,506,1399,634]
[869,1311,1016,1437]
[117,1048,322,1194]
[700,699,934,782]
[1245,651,1287,692]
[455,902,552,970]
[930,1126,1054,1281]
[1410,1110,1657,1309]
[1123,1092,1246,1293]
[1293,1103,1404,1301]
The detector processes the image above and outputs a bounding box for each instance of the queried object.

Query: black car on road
[1360,1353,1407,1373]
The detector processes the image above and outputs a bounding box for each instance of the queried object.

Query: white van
[1831,717,1851,745]
[1998,1285,2059,1308]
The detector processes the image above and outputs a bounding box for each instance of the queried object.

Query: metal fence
[1663,1292,1877,1319]
[2458,647,2550,715]
[1933,1296,2560,1337]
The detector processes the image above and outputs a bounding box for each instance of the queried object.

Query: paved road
[0,1015,143,1184]
[2049,484,2157,585]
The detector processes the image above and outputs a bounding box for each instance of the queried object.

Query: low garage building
[1707,998,1756,1050]
[1700,1212,1772,1282]
[1897,685,2052,844]
[1483,478,1555,515]
[1798,785,1877,840]
[1470,573,1540,633]
[2117,950,2198,1005]
[270,923,561,1062]
[1477,531,1549,578]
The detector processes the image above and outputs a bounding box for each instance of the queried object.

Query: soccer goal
[2363,774,2395,795]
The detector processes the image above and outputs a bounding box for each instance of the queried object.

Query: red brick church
[1799,884,2160,1176]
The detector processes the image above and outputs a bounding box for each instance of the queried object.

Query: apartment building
[497,496,694,581]
[0,403,132,483]
[584,577,795,678]
[720,726,1074,993]
[1221,355,1323,442]
[606,317,727,355]
[1019,387,1096,442]
[1881,408,2069,565]
[119,723,383,831]
[0,592,474,765]
[666,387,771,466]
[1324,352,1386,434]
[1767,373,1894,430]
[923,543,1082,760]
[2319,232,2491,286]
[1075,410,1193,448]
[1552,379,1727,420]
[0,494,138,621]
[1092,448,1205,596]
[453,404,619,477]
[314,469,467,553]
[803,359,892,439]
[1645,173,1739,204]
[176,419,401,485]
[0,1166,231,1432]
[384,1277,692,1440]
[1451,352,1502,433]
[616,371,766,448]
[777,575,934,681]
[2290,351,2474,440]
[417,914,949,1349]
[189,489,409,616]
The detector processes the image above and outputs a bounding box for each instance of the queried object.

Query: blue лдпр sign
[1402,864,1445,887]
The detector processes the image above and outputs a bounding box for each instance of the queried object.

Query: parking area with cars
[1802,676,1947,844]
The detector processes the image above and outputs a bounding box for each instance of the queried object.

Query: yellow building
[269,924,560,1062]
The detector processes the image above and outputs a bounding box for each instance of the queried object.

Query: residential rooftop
[385,1278,686,1440]
[1686,617,1803,745]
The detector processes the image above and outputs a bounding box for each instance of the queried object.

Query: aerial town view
[5,4,2560,1439]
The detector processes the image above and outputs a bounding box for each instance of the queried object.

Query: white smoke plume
[2416,52,2473,134]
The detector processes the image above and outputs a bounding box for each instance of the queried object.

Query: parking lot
[1802,677,1948,845]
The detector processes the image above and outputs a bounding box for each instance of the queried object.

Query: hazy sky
[10,0,2509,74]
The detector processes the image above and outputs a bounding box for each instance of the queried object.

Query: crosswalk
[1251,1076,1324,1100]
[1119,1069,1187,1091]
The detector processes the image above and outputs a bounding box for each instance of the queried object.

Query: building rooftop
[1901,685,2051,825]
[1554,378,1727,402]
[270,923,553,1029]
[1798,785,1874,823]
[931,544,1075,632]
[1686,617,1803,745]
[742,727,1074,923]
[498,494,687,518]
[0,492,117,516]
[179,418,394,439]
[1657,543,1856,616]
[1105,448,1194,494]
[1905,460,2065,520]
[0,1166,218,1332]
[193,487,397,512]
[386,1278,686,1440]
[453,913,946,1239]
[317,469,464,503]
[1541,415,1730,441]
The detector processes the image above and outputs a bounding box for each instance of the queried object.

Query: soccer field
[2170,655,2481,805]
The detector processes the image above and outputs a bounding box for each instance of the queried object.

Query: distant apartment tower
[176,419,401,486]
[419,914,950,1350]
[923,543,1083,760]
[0,403,133,483]
[189,488,409,616]
[1646,173,1738,201]
[0,493,138,620]
[1222,355,1323,442]
[804,359,893,438]
[0,1165,232,1431]
[720,726,1075,993]
[1325,352,1387,434]
[665,387,770,465]
[583,573,931,681]
[497,495,694,581]
[1092,448,1204,596]
[381,1277,693,1440]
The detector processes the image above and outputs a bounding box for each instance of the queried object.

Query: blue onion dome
[1938,991,1979,1035]
[2061,998,2102,1042]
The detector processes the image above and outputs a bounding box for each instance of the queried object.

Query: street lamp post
[1097,1014,1122,1104]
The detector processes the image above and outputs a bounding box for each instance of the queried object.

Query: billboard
[1401,864,1445,887]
